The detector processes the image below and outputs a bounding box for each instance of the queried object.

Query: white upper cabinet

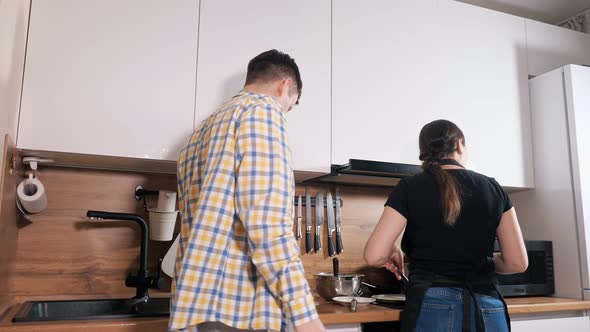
[1,0,30,170]
[195,0,331,175]
[526,19,590,77]
[18,0,199,161]
[332,0,534,188]
[0,0,29,142]
[436,0,533,188]
[332,0,440,168]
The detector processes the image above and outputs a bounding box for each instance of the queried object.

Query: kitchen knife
[292,201,295,237]
[326,191,336,257]
[315,192,324,253]
[305,188,312,253]
[335,187,344,254]
[296,195,303,240]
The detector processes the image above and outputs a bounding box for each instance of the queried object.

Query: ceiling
[457,0,590,24]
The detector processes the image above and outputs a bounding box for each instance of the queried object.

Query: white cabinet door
[526,19,590,77]
[0,0,29,141]
[18,0,199,161]
[332,0,440,167]
[0,0,30,169]
[512,317,590,332]
[195,0,331,175]
[436,0,533,188]
[332,0,533,188]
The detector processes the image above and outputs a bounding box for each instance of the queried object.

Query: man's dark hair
[245,49,302,103]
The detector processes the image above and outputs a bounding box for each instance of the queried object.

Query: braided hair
[418,120,465,226]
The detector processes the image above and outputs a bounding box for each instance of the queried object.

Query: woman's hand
[384,249,404,280]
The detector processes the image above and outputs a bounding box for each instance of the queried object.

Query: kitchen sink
[12,297,170,322]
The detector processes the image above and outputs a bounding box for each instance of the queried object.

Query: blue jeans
[415,287,508,332]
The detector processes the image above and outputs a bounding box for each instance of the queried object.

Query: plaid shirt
[170,90,318,332]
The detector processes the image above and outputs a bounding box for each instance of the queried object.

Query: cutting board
[161,234,179,277]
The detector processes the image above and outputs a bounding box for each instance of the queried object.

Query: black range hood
[308,159,422,187]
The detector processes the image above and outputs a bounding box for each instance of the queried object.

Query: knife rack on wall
[293,196,343,208]
[291,184,395,295]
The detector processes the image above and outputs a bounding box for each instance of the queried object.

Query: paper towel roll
[17,175,47,214]
[157,190,177,212]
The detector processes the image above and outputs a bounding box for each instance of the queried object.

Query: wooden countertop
[316,301,400,324]
[1,297,590,331]
[506,297,590,314]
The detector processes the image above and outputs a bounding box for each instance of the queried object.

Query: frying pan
[363,270,409,305]
[372,293,406,304]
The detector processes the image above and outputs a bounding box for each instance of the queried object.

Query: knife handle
[305,229,312,253]
[336,231,344,254]
[296,217,302,240]
[328,234,336,257]
[314,226,322,253]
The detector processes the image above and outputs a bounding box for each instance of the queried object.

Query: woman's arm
[364,206,407,268]
[494,207,528,274]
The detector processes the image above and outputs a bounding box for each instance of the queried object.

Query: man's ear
[277,78,292,97]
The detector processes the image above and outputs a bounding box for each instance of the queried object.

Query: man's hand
[294,318,326,332]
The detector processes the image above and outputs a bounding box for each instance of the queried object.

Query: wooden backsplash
[8,166,397,301]
[0,137,20,314]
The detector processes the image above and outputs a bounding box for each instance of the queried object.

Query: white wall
[0,0,30,169]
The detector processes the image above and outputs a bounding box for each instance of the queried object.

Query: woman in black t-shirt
[364,119,528,332]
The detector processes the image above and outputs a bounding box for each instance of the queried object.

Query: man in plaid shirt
[171,50,325,332]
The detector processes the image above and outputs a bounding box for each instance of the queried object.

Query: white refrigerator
[511,64,590,300]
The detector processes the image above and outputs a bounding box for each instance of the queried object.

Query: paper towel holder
[22,157,54,177]
[135,185,159,201]
[16,157,53,223]
[135,185,161,213]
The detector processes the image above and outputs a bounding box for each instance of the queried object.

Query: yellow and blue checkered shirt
[170,90,318,332]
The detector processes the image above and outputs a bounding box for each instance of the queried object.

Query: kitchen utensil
[147,209,178,241]
[305,188,312,253]
[372,294,406,304]
[361,281,403,298]
[156,190,177,212]
[314,272,364,301]
[332,296,375,304]
[315,193,324,253]
[161,234,179,277]
[335,187,344,254]
[401,272,410,289]
[296,195,302,240]
[333,257,339,277]
[401,273,410,294]
[326,191,336,257]
[361,281,393,294]
[389,263,410,293]
[292,202,295,237]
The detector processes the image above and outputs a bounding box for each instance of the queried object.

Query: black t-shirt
[385,169,513,278]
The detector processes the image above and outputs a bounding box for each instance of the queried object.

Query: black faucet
[86,210,163,302]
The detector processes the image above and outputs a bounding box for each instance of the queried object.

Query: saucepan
[314,258,364,301]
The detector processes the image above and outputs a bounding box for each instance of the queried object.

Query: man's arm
[234,103,322,329]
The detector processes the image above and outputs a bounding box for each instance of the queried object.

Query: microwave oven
[494,240,554,297]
